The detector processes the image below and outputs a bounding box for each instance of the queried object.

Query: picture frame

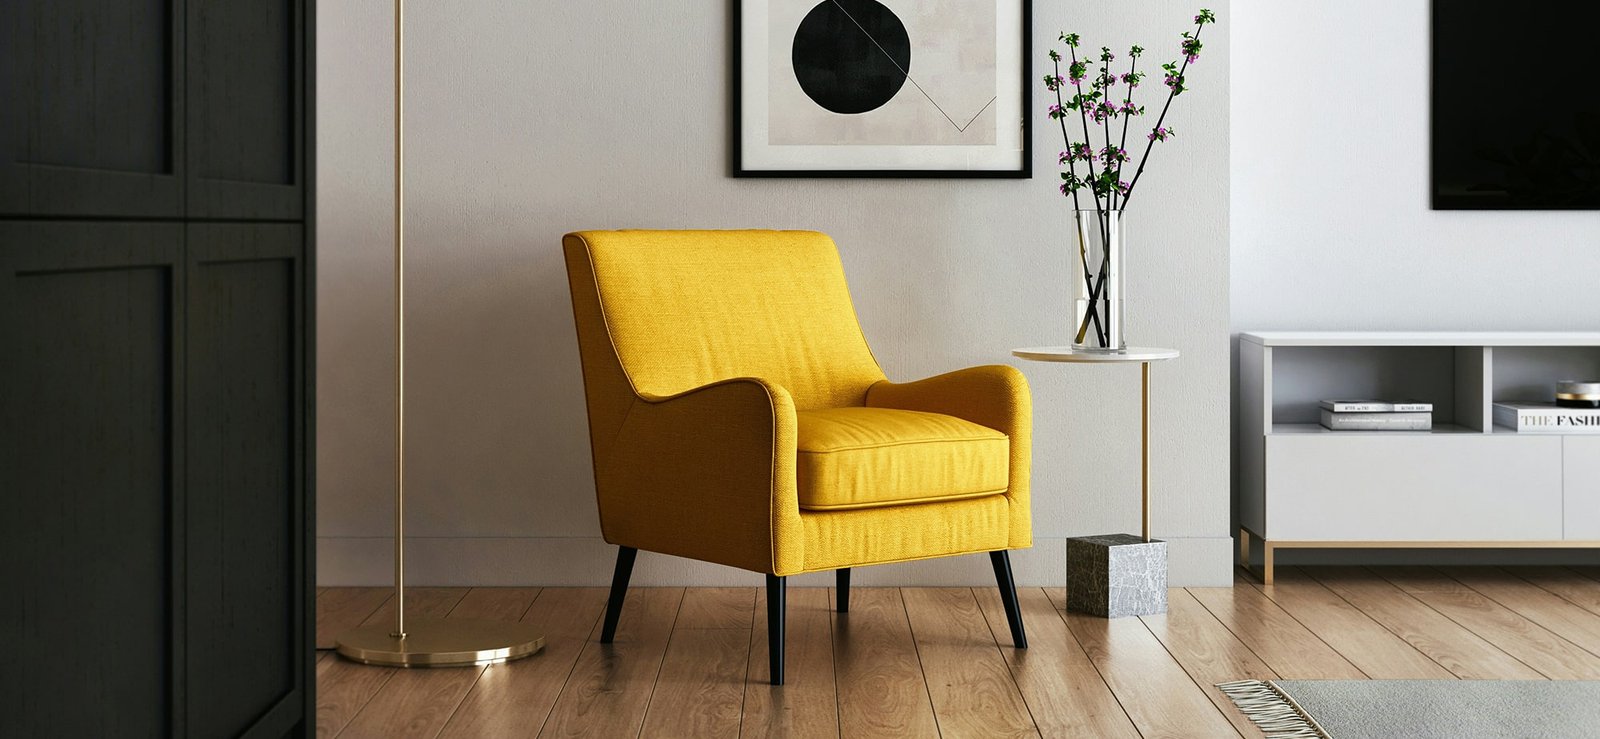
[733,0,1032,178]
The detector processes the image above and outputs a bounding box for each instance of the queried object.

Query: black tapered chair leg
[767,574,786,685]
[599,546,638,644]
[836,568,851,613]
[990,550,1028,649]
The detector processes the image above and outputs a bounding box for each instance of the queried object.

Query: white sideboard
[1237,331,1600,583]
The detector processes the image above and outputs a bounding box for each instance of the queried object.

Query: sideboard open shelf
[1238,331,1600,583]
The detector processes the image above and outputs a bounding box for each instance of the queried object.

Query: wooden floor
[316,566,1600,738]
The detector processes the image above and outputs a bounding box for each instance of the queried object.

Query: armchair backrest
[562,229,886,451]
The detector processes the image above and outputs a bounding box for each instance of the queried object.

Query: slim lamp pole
[392,0,406,640]
[334,0,545,667]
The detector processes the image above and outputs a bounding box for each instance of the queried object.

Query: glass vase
[1070,209,1126,352]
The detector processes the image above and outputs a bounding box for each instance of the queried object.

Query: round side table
[1013,346,1180,618]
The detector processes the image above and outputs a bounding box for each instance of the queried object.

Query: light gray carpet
[1222,680,1600,739]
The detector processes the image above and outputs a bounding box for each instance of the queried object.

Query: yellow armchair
[562,229,1031,684]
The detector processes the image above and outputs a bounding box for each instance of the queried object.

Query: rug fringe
[1217,680,1330,738]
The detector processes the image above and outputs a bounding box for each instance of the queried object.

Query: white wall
[1232,0,1600,332]
[316,0,1233,588]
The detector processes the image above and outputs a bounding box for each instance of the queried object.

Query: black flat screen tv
[1433,2,1600,209]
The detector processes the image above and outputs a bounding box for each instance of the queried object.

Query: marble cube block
[1066,533,1168,618]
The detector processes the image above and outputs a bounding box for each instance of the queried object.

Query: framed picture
[734,0,1031,178]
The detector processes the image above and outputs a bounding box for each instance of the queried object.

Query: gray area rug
[1219,679,1600,738]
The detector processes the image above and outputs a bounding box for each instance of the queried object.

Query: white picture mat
[740,0,1025,172]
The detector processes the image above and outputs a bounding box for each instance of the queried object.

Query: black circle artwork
[791,0,910,115]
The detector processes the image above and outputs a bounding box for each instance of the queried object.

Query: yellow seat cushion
[795,407,1009,511]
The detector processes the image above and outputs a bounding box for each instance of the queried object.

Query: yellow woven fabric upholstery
[801,495,1012,572]
[866,365,1034,549]
[573,229,884,408]
[562,229,1031,576]
[796,407,1009,511]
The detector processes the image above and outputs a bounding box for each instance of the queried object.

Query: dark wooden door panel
[3,0,314,732]
[0,222,184,737]
[184,223,306,736]
[187,0,305,220]
[0,0,183,218]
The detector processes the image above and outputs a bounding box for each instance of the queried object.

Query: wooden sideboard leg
[1262,541,1276,585]
[1238,528,1250,569]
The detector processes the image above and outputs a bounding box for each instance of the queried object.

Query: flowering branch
[1115,47,1144,210]
[1043,9,1217,347]
[1121,9,1214,206]
[1048,53,1107,345]
[1067,38,1116,345]
[1064,38,1110,223]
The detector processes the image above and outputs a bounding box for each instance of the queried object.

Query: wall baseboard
[317,535,1236,588]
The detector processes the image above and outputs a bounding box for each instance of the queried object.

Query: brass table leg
[1141,361,1150,541]
[1237,527,1275,584]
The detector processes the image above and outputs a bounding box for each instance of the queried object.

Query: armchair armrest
[865,365,1032,548]
[596,377,804,575]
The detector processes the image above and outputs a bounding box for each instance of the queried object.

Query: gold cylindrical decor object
[333,0,544,668]
[1556,380,1600,409]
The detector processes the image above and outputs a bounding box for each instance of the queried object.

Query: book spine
[1390,403,1434,412]
[1322,402,1392,412]
[1320,409,1432,430]
[1494,409,1600,433]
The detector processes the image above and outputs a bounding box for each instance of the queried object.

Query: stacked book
[1319,400,1433,431]
[1493,402,1600,433]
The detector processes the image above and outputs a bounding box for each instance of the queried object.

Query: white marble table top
[1012,346,1180,363]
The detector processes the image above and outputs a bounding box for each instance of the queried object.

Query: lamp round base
[335,618,545,667]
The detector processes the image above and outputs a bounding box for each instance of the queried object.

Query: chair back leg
[989,550,1029,649]
[766,574,786,685]
[836,568,851,613]
[599,546,638,644]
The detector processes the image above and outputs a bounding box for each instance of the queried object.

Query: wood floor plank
[1188,576,1365,679]
[537,588,685,738]
[340,588,541,739]
[974,588,1137,739]
[1443,568,1600,668]
[1047,589,1240,738]
[316,652,397,738]
[1142,589,1279,737]
[1378,567,1600,679]
[314,575,1600,738]
[438,588,610,738]
[740,588,838,739]
[1308,567,1542,680]
[639,588,753,739]
[1249,568,1453,679]
[900,588,1035,738]
[1514,566,1600,618]
[316,587,392,649]
[359,588,475,636]
[640,628,749,739]
[1572,566,1600,584]
[316,588,470,738]
[675,587,757,630]
[832,588,939,738]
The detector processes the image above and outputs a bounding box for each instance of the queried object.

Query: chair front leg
[989,550,1028,649]
[766,574,786,685]
[600,546,637,643]
[836,568,851,613]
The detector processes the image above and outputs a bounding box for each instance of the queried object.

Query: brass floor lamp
[334,0,546,668]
